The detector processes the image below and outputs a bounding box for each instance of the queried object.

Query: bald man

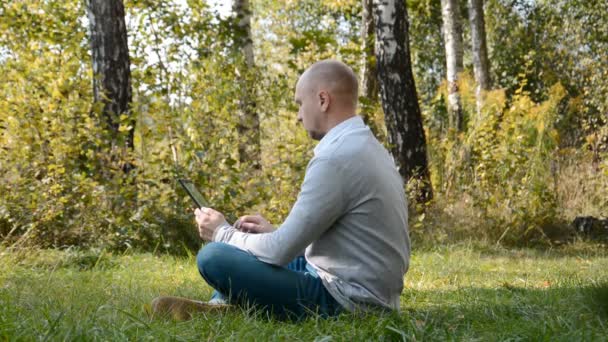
[151,60,410,321]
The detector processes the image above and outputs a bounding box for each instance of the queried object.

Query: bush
[420,73,582,245]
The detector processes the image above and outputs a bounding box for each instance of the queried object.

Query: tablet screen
[179,179,209,208]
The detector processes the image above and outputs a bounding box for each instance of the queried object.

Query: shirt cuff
[212,221,233,242]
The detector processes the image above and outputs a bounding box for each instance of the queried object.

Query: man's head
[294,60,359,140]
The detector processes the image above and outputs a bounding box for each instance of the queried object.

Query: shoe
[147,295,233,321]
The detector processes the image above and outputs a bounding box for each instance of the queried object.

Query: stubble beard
[309,130,326,141]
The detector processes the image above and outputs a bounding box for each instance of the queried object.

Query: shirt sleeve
[212,157,346,266]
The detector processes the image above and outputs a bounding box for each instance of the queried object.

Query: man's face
[294,76,325,140]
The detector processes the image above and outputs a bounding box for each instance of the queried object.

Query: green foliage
[0,0,236,251]
[424,72,573,244]
[253,0,362,75]
[0,0,120,248]
[0,0,362,251]
[414,0,608,244]
[484,0,608,146]
[408,0,445,103]
[478,82,564,243]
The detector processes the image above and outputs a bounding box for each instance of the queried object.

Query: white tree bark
[468,0,491,114]
[441,0,464,131]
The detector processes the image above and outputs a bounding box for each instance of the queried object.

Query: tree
[87,0,134,172]
[360,0,381,137]
[232,0,261,169]
[468,0,491,114]
[373,0,433,201]
[440,0,464,131]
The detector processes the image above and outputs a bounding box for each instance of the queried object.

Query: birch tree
[373,0,433,201]
[233,0,260,168]
[440,0,464,131]
[87,0,134,172]
[468,0,491,114]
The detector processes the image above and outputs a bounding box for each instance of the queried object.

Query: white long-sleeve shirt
[213,116,410,312]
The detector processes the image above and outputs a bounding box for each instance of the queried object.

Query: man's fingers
[196,207,218,217]
[240,215,262,224]
[239,222,260,232]
[240,222,253,230]
[234,219,253,233]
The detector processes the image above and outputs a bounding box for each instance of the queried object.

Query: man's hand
[235,214,275,234]
[194,207,227,241]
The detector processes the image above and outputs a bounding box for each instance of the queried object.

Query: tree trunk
[360,0,382,137]
[440,0,464,131]
[233,0,261,169]
[87,0,134,171]
[373,0,433,202]
[468,0,491,114]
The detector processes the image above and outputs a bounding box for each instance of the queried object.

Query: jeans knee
[197,242,228,278]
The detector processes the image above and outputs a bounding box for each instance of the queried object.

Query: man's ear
[319,91,330,112]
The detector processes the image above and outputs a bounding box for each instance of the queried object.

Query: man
[151,60,410,321]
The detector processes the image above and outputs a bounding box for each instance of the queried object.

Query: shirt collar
[314,115,366,156]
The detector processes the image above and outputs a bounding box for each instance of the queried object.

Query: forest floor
[1,242,607,341]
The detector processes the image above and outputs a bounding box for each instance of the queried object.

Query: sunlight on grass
[1,243,607,340]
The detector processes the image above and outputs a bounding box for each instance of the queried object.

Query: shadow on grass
[387,283,608,340]
[411,239,608,260]
[587,282,608,317]
[146,284,608,340]
[222,283,607,341]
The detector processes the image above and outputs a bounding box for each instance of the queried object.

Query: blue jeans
[197,242,342,320]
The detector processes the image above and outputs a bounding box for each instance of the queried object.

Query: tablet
[178,179,209,208]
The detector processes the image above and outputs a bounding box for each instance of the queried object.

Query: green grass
[1,243,607,341]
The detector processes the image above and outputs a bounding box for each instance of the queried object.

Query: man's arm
[213,157,346,266]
